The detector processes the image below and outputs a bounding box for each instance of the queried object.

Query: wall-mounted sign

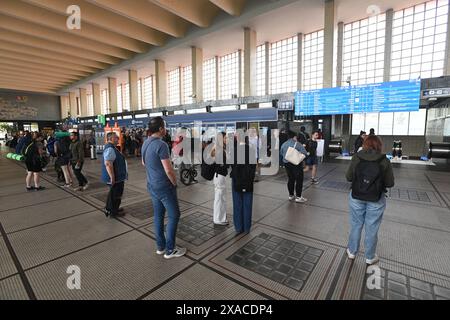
[422,88,450,98]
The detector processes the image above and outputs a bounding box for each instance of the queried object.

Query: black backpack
[201,162,216,181]
[351,156,385,202]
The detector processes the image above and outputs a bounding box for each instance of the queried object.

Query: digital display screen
[295,79,421,116]
[278,100,294,111]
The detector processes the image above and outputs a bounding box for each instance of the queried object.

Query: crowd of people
[6,120,394,265]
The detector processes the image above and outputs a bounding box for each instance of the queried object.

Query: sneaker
[73,186,83,191]
[62,184,71,188]
[288,195,295,201]
[164,247,187,259]
[214,221,229,226]
[156,249,165,255]
[311,178,319,185]
[366,255,379,265]
[295,196,307,203]
[82,183,89,191]
[346,248,356,260]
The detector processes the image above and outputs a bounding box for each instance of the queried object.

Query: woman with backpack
[345,135,394,265]
[25,132,46,191]
[55,133,73,188]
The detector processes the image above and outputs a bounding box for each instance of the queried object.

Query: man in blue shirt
[102,132,128,218]
[141,117,186,259]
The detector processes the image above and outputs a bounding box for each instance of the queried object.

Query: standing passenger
[102,132,127,218]
[70,131,89,191]
[212,132,229,225]
[142,117,186,259]
[345,135,394,265]
[55,133,73,188]
[305,131,320,185]
[231,130,257,234]
[280,131,308,203]
[24,132,46,191]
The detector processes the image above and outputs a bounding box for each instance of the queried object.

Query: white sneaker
[82,183,89,191]
[164,247,186,259]
[346,248,356,260]
[366,255,379,265]
[156,249,165,255]
[288,195,295,201]
[295,196,307,203]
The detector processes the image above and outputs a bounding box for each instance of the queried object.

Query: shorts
[305,155,318,166]
[25,159,42,173]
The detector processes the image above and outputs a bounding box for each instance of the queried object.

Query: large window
[87,93,94,116]
[391,0,448,80]
[303,30,324,90]
[101,89,108,114]
[256,44,266,96]
[183,65,193,104]
[168,68,180,106]
[203,58,216,101]
[219,51,240,100]
[117,85,122,113]
[137,79,142,110]
[123,83,130,112]
[352,110,427,136]
[143,76,153,109]
[343,14,385,86]
[270,36,298,94]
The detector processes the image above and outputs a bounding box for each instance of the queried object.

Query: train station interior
[1,0,450,301]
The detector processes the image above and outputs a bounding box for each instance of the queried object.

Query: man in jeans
[102,132,127,218]
[70,131,89,191]
[142,117,186,259]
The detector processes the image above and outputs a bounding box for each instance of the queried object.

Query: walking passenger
[55,133,73,187]
[212,132,229,225]
[231,130,257,234]
[102,132,127,218]
[305,131,320,185]
[280,131,308,203]
[24,132,46,191]
[142,117,186,259]
[345,135,394,265]
[70,131,89,191]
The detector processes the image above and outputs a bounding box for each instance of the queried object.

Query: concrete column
[192,47,203,102]
[297,33,303,90]
[155,60,167,108]
[60,95,69,119]
[384,9,394,81]
[215,56,220,100]
[129,70,138,111]
[265,42,270,95]
[79,88,87,117]
[69,91,77,117]
[323,0,336,88]
[244,28,257,96]
[336,22,344,87]
[178,67,183,105]
[238,49,243,97]
[92,83,101,116]
[139,78,144,110]
[108,77,117,114]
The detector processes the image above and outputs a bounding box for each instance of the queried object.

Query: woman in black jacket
[230,130,257,234]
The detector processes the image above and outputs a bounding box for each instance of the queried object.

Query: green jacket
[70,140,84,163]
[345,150,395,188]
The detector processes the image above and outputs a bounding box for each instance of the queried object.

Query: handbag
[285,142,305,165]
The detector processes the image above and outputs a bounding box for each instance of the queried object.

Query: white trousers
[213,174,227,223]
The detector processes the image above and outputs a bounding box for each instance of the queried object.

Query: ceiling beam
[88,0,190,38]
[0,72,71,86]
[149,0,220,28]
[0,58,91,78]
[0,41,110,70]
[0,85,57,94]
[0,29,120,65]
[0,64,80,82]
[0,80,60,90]
[209,0,246,16]
[0,49,100,74]
[0,14,133,59]
[0,0,150,53]
[24,0,167,46]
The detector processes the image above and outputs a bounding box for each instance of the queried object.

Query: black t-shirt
[306,140,318,157]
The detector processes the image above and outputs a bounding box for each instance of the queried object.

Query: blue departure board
[294,79,421,116]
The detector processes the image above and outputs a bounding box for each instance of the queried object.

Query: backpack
[351,156,385,202]
[57,138,70,158]
[201,162,216,181]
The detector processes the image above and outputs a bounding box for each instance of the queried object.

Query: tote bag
[285,142,305,165]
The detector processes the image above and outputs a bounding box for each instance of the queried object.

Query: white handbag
[285,142,305,165]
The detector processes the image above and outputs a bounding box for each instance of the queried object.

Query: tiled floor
[1,147,449,300]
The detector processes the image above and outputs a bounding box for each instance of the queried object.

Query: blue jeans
[232,180,253,233]
[347,193,386,260]
[149,186,181,254]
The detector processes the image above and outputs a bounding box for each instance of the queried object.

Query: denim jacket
[280,138,308,164]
